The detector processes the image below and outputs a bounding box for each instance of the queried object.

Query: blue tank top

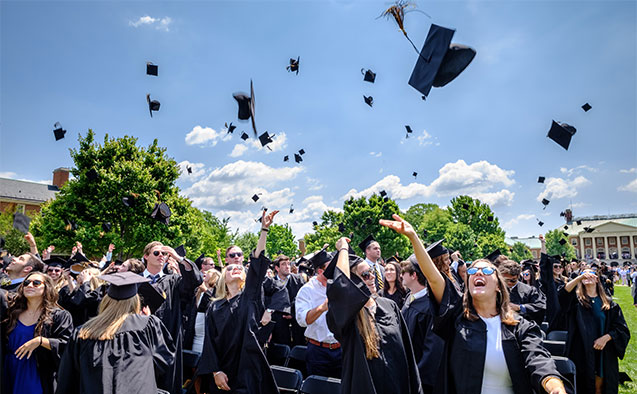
[4,320,43,394]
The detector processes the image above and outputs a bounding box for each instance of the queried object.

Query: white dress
[479,315,514,394]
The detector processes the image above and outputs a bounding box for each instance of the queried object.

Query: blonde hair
[196,269,221,299]
[352,260,380,360]
[83,267,104,291]
[213,266,245,301]
[78,295,140,340]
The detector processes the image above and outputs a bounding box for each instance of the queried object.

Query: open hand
[15,337,40,360]
[261,210,279,229]
[214,371,230,391]
[379,214,417,238]
[335,237,350,251]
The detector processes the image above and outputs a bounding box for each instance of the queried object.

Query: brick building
[0,167,69,213]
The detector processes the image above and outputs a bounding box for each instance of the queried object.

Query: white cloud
[177,161,206,179]
[0,171,17,178]
[342,160,515,207]
[559,165,598,177]
[129,15,172,31]
[306,178,323,191]
[502,213,535,231]
[618,179,637,193]
[0,171,50,184]
[229,144,248,158]
[185,126,225,146]
[228,132,288,157]
[537,176,591,201]
[620,168,636,174]
[369,152,382,157]
[416,129,434,147]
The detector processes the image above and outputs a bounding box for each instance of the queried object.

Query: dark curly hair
[3,272,60,337]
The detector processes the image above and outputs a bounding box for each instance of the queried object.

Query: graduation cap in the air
[547,120,577,150]
[487,215,494,222]
[298,149,305,155]
[338,223,346,233]
[258,131,274,147]
[312,221,318,227]
[358,234,376,254]
[379,190,387,197]
[558,239,567,246]
[362,68,376,83]
[462,203,470,210]
[287,57,300,74]
[252,194,260,202]
[405,125,413,138]
[537,219,544,227]
[138,282,166,313]
[65,219,78,231]
[412,172,418,178]
[584,226,595,233]
[53,122,66,141]
[576,220,582,225]
[294,153,303,163]
[146,62,158,76]
[174,245,186,258]
[146,94,160,117]
[240,132,249,141]
[560,211,566,217]
[102,222,112,233]
[484,249,502,263]
[150,202,171,225]
[68,252,92,274]
[541,198,550,209]
[86,169,98,181]
[283,155,289,162]
[225,122,236,134]
[426,239,448,259]
[582,103,592,112]
[122,194,137,208]
[422,229,428,238]
[232,80,257,136]
[13,212,31,234]
[564,225,569,230]
[538,176,545,183]
[408,24,476,99]
[186,165,192,175]
[364,95,374,107]
[289,205,294,214]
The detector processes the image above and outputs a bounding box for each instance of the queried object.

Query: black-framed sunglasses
[152,251,168,257]
[360,270,373,280]
[228,252,243,258]
[467,267,495,276]
[553,265,563,269]
[24,279,44,287]
[47,268,62,273]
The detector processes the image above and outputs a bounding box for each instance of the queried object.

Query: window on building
[633,236,637,244]
[532,250,538,258]
[609,248,618,259]
[585,248,593,258]
[17,204,25,214]
[596,238,603,246]
[596,249,605,259]
[608,237,616,245]
[575,249,581,258]
[622,248,631,259]
[571,239,578,246]
[620,236,629,245]
[585,238,592,246]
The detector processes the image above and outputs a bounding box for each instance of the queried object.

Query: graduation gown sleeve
[37,308,73,394]
[431,275,463,341]
[325,267,370,339]
[607,303,630,360]
[513,282,546,326]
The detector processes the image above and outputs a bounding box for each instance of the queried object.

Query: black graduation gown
[196,252,279,394]
[56,314,176,394]
[539,253,567,330]
[508,281,546,326]
[558,287,631,394]
[57,283,104,327]
[432,276,570,394]
[326,267,422,394]
[263,274,306,346]
[152,258,202,394]
[183,289,214,351]
[0,289,7,394]
[380,287,407,310]
[401,294,445,393]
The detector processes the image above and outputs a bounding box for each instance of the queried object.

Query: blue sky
[1,0,636,239]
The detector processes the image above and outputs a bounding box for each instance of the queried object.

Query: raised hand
[379,214,417,238]
[261,209,279,229]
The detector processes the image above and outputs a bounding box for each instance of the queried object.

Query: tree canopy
[545,229,577,261]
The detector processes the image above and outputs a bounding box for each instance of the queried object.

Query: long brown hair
[432,253,456,283]
[463,259,518,326]
[575,272,611,310]
[382,260,406,295]
[4,272,60,336]
[352,260,380,359]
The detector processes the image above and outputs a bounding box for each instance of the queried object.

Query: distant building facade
[505,236,542,260]
[0,167,69,213]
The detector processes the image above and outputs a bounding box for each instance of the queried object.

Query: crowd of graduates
[0,210,633,394]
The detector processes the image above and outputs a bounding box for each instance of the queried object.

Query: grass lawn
[615,285,636,394]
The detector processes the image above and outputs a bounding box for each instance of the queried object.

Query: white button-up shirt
[295,276,337,344]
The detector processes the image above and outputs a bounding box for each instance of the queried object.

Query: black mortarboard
[542,198,550,208]
[146,62,158,76]
[365,217,372,225]
[146,94,160,118]
[312,221,318,227]
[68,252,91,274]
[299,149,305,155]
[309,248,333,269]
[462,203,470,210]
[194,253,205,270]
[283,155,289,162]
[99,271,150,300]
[86,169,98,181]
[412,172,418,178]
[252,194,260,202]
[364,95,373,107]
[362,68,376,83]
[187,166,192,174]
[225,122,236,134]
[294,153,303,163]
[487,215,494,222]
[564,225,569,230]
[289,205,294,214]
[240,132,249,141]
[560,211,566,217]
[44,257,66,268]
[581,103,592,112]
[137,281,166,313]
[53,122,66,141]
[174,245,186,258]
[426,239,448,259]
[232,80,257,136]
[538,220,544,227]
[258,131,274,147]
[576,220,582,225]
[150,202,171,225]
[547,120,576,150]
[618,372,632,384]
[559,239,567,245]
[379,190,387,197]
[338,223,346,233]
[358,234,376,254]
[405,125,413,135]
[287,57,300,74]
[102,222,111,233]
[584,226,594,233]
[485,249,502,263]
[562,232,569,237]
[13,212,31,234]
[538,176,545,183]
[408,24,476,99]
[422,229,428,238]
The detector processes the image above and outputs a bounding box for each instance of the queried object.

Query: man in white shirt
[295,248,342,378]
[359,234,385,292]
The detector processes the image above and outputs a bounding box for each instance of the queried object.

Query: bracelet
[261,228,269,232]
[339,247,348,252]
[39,336,43,346]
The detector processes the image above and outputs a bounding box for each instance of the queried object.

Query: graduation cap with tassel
[233,79,257,137]
[287,57,300,74]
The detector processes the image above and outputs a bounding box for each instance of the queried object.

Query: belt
[307,338,340,349]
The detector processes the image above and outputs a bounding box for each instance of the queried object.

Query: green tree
[31,130,208,259]
[0,207,40,256]
[545,229,576,260]
[402,203,439,238]
[303,210,344,254]
[198,211,233,256]
[448,195,504,237]
[476,233,509,261]
[231,231,259,257]
[266,224,299,258]
[444,222,478,260]
[509,241,533,262]
[419,206,453,246]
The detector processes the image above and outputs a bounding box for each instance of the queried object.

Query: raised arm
[334,237,351,279]
[380,214,445,304]
[254,209,279,257]
[564,272,596,293]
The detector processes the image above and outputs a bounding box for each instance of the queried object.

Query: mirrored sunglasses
[467,267,495,276]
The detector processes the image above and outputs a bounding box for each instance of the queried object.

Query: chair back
[300,375,341,394]
[272,365,303,393]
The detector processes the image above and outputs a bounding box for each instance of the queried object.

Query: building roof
[562,214,637,235]
[505,236,542,249]
[0,178,59,203]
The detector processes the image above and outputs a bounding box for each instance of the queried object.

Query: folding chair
[272,365,303,393]
[300,375,341,394]
[182,349,201,369]
[267,343,291,366]
[552,356,577,394]
[286,345,308,377]
[546,330,568,342]
[542,340,566,357]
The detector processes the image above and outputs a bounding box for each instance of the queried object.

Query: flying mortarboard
[559,239,567,245]
[547,120,576,150]
[412,172,418,178]
[362,68,376,83]
[252,194,260,202]
[581,103,592,112]
[225,122,236,134]
[538,176,545,183]
[258,131,274,147]
[240,132,249,141]
[102,222,112,233]
[122,194,137,208]
[138,282,166,313]
[312,221,318,227]
[299,149,305,155]
[146,94,160,118]
[408,24,476,99]
[338,223,346,233]
[380,190,387,197]
[584,226,594,233]
[487,215,494,222]
[358,234,376,253]
[576,220,582,225]
[65,219,77,231]
[294,153,303,163]
[68,252,92,274]
[484,249,502,263]
[364,95,374,107]
[542,198,550,208]
[232,80,257,136]
[405,125,413,136]
[53,122,66,141]
[289,205,294,214]
[537,220,544,227]
[462,203,470,210]
[99,271,148,300]
[150,202,171,225]
[13,212,31,234]
[146,62,158,76]
[287,57,300,74]
[86,169,98,181]
[283,155,289,162]
[564,225,569,230]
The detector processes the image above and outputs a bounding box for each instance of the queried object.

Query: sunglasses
[47,268,62,273]
[152,251,168,257]
[467,267,495,276]
[360,270,373,280]
[227,264,244,271]
[24,279,44,287]
[227,252,243,258]
[553,265,563,269]
[522,272,530,277]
